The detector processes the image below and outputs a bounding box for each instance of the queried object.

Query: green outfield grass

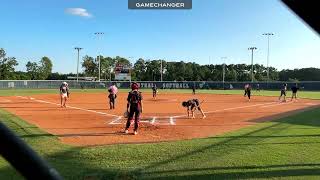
[1,104,320,179]
[1,88,320,99]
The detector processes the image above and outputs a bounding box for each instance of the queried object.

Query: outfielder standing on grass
[59,82,69,108]
[124,82,143,135]
[152,83,157,100]
[256,83,260,92]
[108,83,118,109]
[279,83,287,102]
[291,83,299,101]
[182,99,206,119]
[192,85,196,95]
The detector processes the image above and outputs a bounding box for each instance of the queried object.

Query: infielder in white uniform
[60,82,70,107]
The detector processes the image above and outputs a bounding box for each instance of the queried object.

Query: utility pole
[128,56,134,82]
[94,32,104,81]
[248,47,257,82]
[221,57,227,89]
[160,58,163,82]
[263,33,274,83]
[74,47,83,82]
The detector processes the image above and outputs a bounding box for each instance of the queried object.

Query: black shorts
[280,90,286,96]
[247,90,251,99]
[108,94,116,101]
[191,99,201,110]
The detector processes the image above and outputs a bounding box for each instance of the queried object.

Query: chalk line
[17,96,120,119]
[171,101,277,119]
[261,101,293,108]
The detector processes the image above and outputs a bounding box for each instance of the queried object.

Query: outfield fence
[1,80,320,91]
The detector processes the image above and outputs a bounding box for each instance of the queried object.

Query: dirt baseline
[1,92,319,146]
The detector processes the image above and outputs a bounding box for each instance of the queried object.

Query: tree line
[1,48,320,81]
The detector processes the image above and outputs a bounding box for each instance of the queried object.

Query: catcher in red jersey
[124,82,143,135]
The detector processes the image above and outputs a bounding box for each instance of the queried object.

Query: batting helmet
[131,82,139,90]
[182,101,188,107]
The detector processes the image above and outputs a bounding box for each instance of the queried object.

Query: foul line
[0,99,11,102]
[169,117,175,125]
[109,116,123,125]
[151,117,156,124]
[16,96,28,99]
[171,101,278,119]
[16,96,120,119]
[261,101,293,108]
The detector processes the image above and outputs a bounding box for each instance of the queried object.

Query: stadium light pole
[248,47,257,82]
[221,57,227,89]
[94,32,104,81]
[160,58,163,82]
[262,33,274,83]
[128,56,135,82]
[74,47,83,82]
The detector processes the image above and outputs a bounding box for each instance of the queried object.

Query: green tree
[81,55,97,77]
[25,57,53,80]
[39,56,53,79]
[13,71,29,80]
[114,56,131,67]
[0,48,19,79]
[133,58,146,81]
[100,56,116,80]
[26,61,39,80]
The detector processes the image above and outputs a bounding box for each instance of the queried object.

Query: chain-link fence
[0,80,320,90]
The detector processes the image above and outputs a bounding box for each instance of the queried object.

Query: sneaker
[202,115,206,119]
[134,131,138,135]
[124,130,129,134]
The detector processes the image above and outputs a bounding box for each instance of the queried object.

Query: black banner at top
[128,0,192,9]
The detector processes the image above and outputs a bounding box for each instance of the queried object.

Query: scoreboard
[114,63,131,81]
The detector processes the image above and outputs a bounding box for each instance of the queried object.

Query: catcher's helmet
[131,82,139,90]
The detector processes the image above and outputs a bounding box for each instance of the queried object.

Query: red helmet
[131,82,139,90]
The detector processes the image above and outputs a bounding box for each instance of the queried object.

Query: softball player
[291,83,299,101]
[192,85,196,95]
[279,83,287,102]
[182,99,206,119]
[256,83,260,91]
[124,82,143,135]
[244,84,249,97]
[244,84,251,101]
[108,84,118,109]
[59,82,69,108]
[152,84,157,100]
